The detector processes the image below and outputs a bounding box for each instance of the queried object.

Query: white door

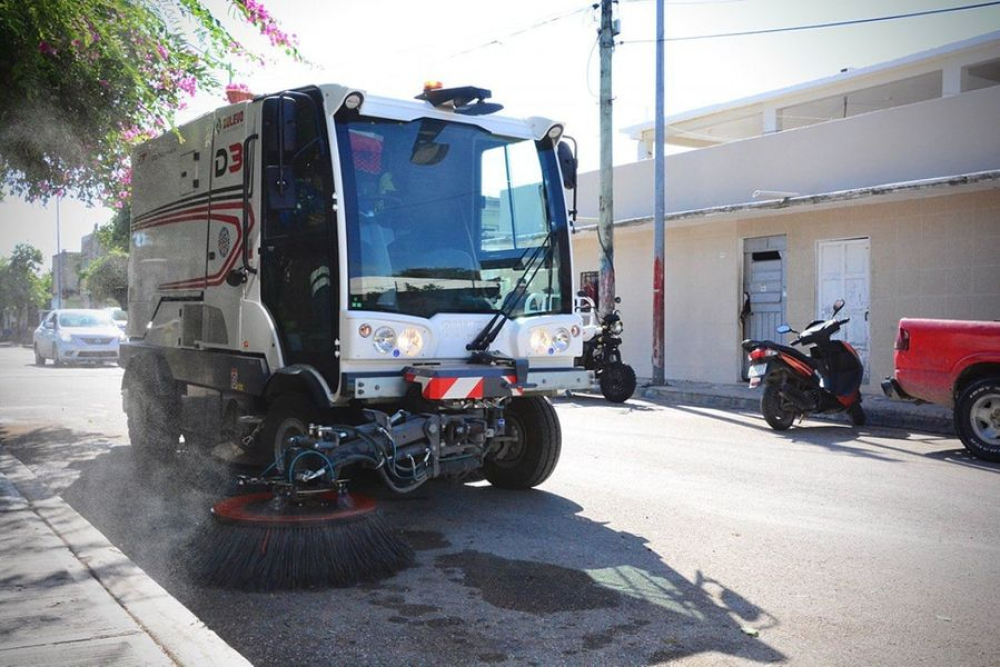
[817,238,870,383]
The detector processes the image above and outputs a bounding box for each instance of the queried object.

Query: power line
[622,1,1000,43]
[449,6,594,57]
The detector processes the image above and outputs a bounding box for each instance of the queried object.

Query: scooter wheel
[761,385,796,431]
[847,402,866,427]
[600,363,636,403]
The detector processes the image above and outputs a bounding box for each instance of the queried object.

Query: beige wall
[575,85,1000,223]
[571,188,1000,389]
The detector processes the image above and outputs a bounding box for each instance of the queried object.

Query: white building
[572,31,1000,390]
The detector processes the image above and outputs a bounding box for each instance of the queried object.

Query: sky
[2,0,998,271]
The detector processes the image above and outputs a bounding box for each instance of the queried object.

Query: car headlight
[372,326,396,354]
[58,331,73,342]
[397,327,424,357]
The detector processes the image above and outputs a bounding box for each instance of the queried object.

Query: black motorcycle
[742,298,866,430]
[578,295,637,403]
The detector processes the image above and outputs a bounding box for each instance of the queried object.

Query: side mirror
[832,299,845,316]
[264,97,298,156]
[266,165,297,210]
[776,324,792,334]
[557,141,577,190]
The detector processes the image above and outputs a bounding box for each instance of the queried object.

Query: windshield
[59,311,114,328]
[336,115,568,320]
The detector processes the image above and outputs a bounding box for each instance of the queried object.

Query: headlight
[58,331,73,342]
[529,328,553,355]
[552,327,570,352]
[397,327,424,357]
[372,326,396,354]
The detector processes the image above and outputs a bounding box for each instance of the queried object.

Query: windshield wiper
[467,230,555,354]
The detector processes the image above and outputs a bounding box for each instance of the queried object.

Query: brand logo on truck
[215,110,244,134]
[214,144,244,177]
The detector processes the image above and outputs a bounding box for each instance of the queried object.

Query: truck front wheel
[955,379,1000,462]
[124,363,181,459]
[484,397,561,489]
[261,394,319,471]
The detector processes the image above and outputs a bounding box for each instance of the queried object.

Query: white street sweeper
[122,83,591,588]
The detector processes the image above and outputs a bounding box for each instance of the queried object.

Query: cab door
[258,91,339,388]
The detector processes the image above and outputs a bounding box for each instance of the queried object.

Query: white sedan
[33,309,125,366]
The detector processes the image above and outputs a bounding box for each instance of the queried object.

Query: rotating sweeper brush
[184,411,444,590]
[187,486,413,590]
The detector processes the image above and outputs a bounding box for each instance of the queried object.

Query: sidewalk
[0,448,251,667]
[639,380,954,435]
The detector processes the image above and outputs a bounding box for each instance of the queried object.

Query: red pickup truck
[883,319,1000,462]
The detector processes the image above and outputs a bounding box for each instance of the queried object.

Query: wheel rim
[490,414,526,469]
[970,392,1000,445]
[273,417,310,472]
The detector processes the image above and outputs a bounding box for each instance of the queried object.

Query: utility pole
[597,0,618,317]
[55,197,62,310]
[651,0,665,384]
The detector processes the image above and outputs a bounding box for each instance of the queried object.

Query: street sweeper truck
[122,83,591,587]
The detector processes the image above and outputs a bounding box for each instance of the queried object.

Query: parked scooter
[577,294,637,403]
[742,299,865,430]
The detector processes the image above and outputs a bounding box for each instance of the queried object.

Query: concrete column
[943,64,962,97]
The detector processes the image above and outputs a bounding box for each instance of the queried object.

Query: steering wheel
[358,195,404,217]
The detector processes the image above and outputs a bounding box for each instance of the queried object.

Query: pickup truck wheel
[955,379,1000,462]
[761,385,796,431]
[484,397,561,489]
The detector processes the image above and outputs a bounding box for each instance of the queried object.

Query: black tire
[600,363,637,403]
[847,402,866,427]
[484,397,561,489]
[954,379,1000,463]
[124,362,181,459]
[34,345,46,366]
[761,384,796,431]
[260,394,319,472]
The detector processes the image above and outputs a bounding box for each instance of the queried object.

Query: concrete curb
[0,449,252,667]
[638,382,954,436]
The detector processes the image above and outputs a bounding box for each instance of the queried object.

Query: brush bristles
[186,511,414,590]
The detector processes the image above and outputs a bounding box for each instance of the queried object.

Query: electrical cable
[621,1,1000,43]
[449,5,593,57]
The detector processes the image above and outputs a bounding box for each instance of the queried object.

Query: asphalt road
[1,345,998,666]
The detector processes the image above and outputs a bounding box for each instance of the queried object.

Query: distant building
[80,223,105,271]
[572,31,1000,390]
[51,250,82,308]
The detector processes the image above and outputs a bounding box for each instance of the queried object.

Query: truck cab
[122,83,591,489]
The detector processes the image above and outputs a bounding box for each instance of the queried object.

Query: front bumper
[347,367,594,400]
[57,338,120,362]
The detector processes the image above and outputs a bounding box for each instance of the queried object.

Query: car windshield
[59,312,114,328]
[337,115,568,320]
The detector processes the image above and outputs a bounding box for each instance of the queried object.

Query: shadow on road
[14,433,787,667]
